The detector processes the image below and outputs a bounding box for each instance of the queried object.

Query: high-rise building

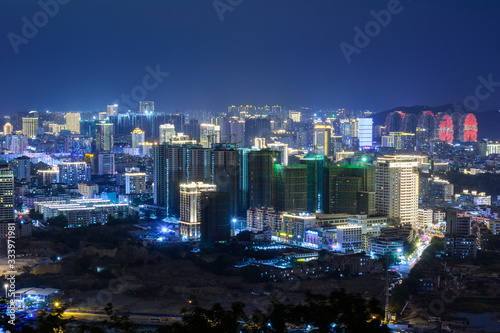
[179,182,217,239]
[211,144,238,217]
[300,154,329,213]
[200,191,231,247]
[64,113,81,134]
[107,104,118,117]
[96,122,114,152]
[0,164,14,222]
[248,149,280,208]
[37,167,60,186]
[97,153,115,175]
[80,120,96,136]
[78,183,99,199]
[323,163,376,216]
[289,111,301,122]
[444,211,476,259]
[59,162,90,185]
[153,144,211,217]
[382,132,415,151]
[125,170,146,194]
[159,124,176,144]
[244,118,271,147]
[357,118,373,149]
[139,101,154,114]
[272,164,307,212]
[12,156,31,181]
[314,125,333,156]
[22,117,38,139]
[375,155,419,227]
[3,123,13,136]
[131,127,145,148]
[267,142,289,166]
[0,164,14,243]
[200,123,220,148]
[9,135,28,154]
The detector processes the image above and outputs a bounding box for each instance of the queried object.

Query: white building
[357,118,373,149]
[159,124,176,144]
[336,225,362,252]
[179,182,217,239]
[375,155,419,228]
[200,124,220,148]
[267,142,289,166]
[418,209,433,229]
[125,171,146,194]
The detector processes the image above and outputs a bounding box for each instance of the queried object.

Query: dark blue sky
[1,0,500,114]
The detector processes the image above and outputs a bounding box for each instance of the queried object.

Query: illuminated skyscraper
[107,104,118,116]
[179,182,217,239]
[64,112,81,134]
[0,164,14,242]
[125,170,146,194]
[96,122,114,152]
[314,125,333,155]
[159,124,176,144]
[22,117,38,139]
[97,153,115,175]
[200,123,220,148]
[375,155,419,227]
[131,127,145,148]
[3,123,13,136]
[357,118,373,149]
[139,101,154,114]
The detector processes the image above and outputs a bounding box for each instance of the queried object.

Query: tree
[46,215,69,228]
[29,209,43,220]
[103,303,139,333]
[36,303,75,333]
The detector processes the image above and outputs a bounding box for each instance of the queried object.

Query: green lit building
[272,164,307,212]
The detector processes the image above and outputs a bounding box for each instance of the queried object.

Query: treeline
[2,290,390,333]
[438,171,500,197]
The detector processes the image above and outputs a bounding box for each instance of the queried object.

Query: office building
[418,209,433,229]
[107,104,118,117]
[131,127,145,148]
[244,118,271,147]
[444,211,477,259]
[382,132,416,151]
[139,101,154,114]
[159,124,176,144]
[336,225,362,252]
[357,118,373,149]
[272,164,307,212]
[289,111,301,122]
[64,113,81,134]
[179,182,217,239]
[59,162,91,185]
[80,120,96,136]
[200,191,231,247]
[96,122,114,152]
[375,155,419,227]
[22,117,38,139]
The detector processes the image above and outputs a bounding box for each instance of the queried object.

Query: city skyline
[1,1,500,114]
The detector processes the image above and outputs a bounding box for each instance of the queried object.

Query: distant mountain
[372,103,500,141]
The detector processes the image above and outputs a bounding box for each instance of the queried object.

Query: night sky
[1,0,500,114]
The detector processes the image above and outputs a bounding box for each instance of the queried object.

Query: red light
[438,115,454,144]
